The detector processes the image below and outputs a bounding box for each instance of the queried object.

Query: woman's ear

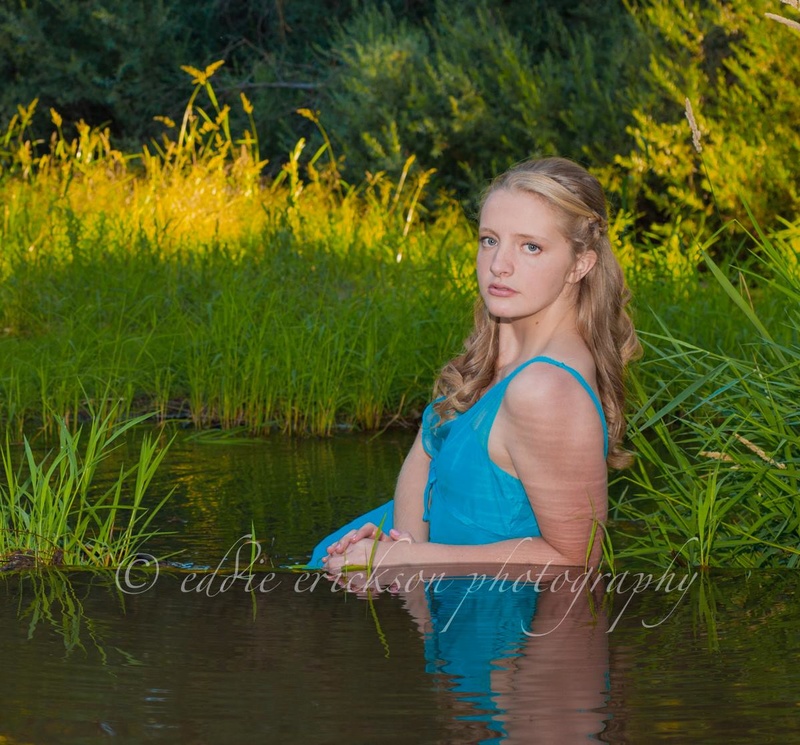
[568,250,598,283]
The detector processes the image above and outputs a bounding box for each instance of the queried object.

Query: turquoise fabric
[306,356,607,568]
[423,578,540,743]
[422,355,607,545]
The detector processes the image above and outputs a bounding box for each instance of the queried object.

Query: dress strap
[501,356,609,459]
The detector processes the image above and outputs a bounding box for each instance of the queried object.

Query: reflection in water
[5,569,126,661]
[2,566,610,743]
[2,566,800,743]
[143,428,413,565]
[395,572,609,743]
[2,431,800,743]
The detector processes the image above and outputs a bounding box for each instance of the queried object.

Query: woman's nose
[490,245,513,276]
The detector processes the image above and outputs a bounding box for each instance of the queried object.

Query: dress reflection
[399,571,609,743]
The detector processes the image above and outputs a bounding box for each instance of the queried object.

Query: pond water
[1,430,799,744]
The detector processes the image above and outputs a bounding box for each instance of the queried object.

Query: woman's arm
[499,361,608,567]
[322,429,431,559]
[392,429,431,541]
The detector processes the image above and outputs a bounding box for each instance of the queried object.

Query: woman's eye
[479,236,497,248]
[524,243,541,254]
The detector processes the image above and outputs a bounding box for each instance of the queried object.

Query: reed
[0,409,174,568]
[612,229,799,569]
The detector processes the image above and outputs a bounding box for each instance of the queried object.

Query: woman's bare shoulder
[504,352,598,413]
[497,351,605,459]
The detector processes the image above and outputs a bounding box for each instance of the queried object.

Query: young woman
[311,157,639,572]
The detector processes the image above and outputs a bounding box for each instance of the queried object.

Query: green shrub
[0,0,434,166]
[0,0,198,147]
[324,0,647,201]
[616,0,800,237]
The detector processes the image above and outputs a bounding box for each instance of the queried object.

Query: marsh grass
[612,230,799,569]
[0,63,472,437]
[0,410,174,568]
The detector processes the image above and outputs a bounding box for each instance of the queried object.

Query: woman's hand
[324,522,388,558]
[322,528,415,571]
[323,537,378,572]
[324,524,414,558]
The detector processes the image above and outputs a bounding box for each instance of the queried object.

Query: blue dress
[307,356,608,567]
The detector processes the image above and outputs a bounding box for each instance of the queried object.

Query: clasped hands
[321,522,415,573]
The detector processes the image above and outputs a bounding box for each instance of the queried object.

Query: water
[1,431,799,744]
[140,427,416,566]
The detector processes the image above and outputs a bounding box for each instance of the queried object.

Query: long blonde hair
[433,157,641,469]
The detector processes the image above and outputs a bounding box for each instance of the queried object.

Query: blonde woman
[312,157,639,572]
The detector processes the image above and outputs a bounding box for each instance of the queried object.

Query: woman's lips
[487,284,517,297]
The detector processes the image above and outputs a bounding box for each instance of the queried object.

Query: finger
[389,528,414,542]
[328,530,359,554]
[364,523,396,542]
[350,523,380,542]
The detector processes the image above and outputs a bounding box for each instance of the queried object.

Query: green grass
[0,211,472,436]
[0,409,174,568]
[611,240,799,569]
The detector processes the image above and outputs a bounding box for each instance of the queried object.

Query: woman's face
[477,188,588,325]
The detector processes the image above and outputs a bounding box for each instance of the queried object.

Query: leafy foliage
[0,0,648,199]
[325,0,646,200]
[0,0,196,146]
[617,0,800,234]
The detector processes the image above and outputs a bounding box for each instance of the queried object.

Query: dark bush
[323,0,647,202]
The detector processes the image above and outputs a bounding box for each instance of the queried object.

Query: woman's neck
[495,311,582,372]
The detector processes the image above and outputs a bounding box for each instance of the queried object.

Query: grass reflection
[3,569,133,663]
